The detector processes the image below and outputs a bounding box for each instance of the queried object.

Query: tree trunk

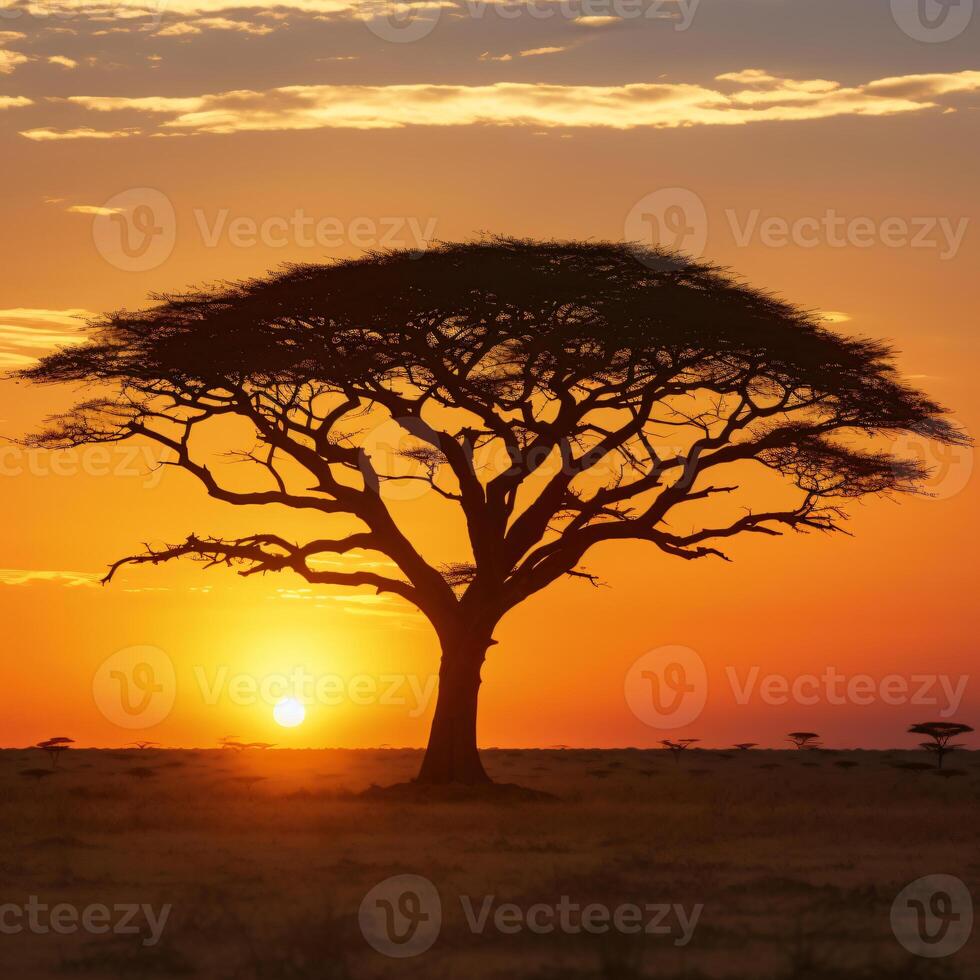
[416,637,491,785]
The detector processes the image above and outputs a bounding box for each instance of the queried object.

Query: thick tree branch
[103,532,422,607]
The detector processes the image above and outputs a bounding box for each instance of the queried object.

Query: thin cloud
[0,48,28,75]
[0,0,695,18]
[49,69,980,137]
[520,46,569,57]
[66,204,126,215]
[24,0,359,12]
[274,586,422,620]
[307,551,399,572]
[48,55,78,69]
[155,17,276,37]
[482,45,570,62]
[0,351,36,369]
[0,308,92,327]
[0,308,92,368]
[20,127,139,141]
[573,15,621,27]
[0,569,101,588]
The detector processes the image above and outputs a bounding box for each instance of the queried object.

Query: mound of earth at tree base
[359,780,559,804]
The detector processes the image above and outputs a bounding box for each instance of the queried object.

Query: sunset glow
[273,697,307,729]
[2,5,978,976]
[2,0,977,757]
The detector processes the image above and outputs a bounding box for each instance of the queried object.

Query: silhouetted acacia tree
[661,738,699,763]
[37,737,73,768]
[20,239,965,785]
[908,722,974,769]
[787,731,822,750]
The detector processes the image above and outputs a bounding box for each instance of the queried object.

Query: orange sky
[1,0,977,750]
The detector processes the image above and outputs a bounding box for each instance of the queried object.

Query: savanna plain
[0,746,976,980]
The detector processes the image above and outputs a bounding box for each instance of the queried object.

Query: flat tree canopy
[20,238,965,784]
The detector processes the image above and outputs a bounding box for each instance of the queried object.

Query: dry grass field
[0,746,976,979]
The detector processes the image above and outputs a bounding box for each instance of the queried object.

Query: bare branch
[103,532,421,607]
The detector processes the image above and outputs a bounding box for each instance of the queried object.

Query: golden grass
[0,747,976,978]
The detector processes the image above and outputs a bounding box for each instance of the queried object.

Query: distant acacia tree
[37,737,73,767]
[787,732,822,750]
[733,742,758,751]
[908,722,974,769]
[661,738,699,763]
[20,239,965,785]
[219,736,276,751]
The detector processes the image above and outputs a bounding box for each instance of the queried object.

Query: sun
[273,697,305,728]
